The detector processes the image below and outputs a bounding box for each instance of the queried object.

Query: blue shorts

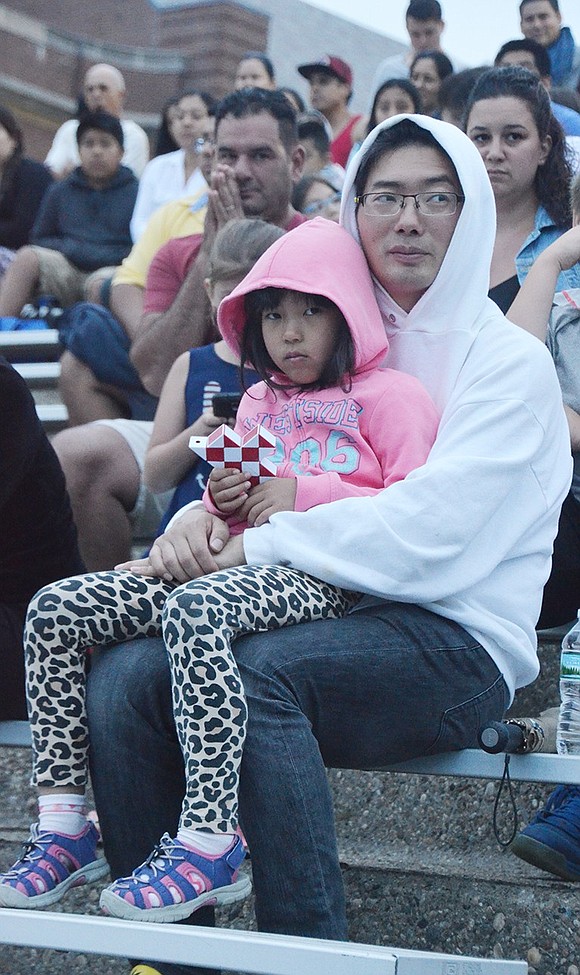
[58,302,157,420]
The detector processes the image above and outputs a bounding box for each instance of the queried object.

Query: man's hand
[213,534,246,572]
[117,507,231,583]
[209,467,251,513]
[241,477,297,527]
[203,164,245,252]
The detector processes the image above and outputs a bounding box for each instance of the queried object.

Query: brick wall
[0,0,268,160]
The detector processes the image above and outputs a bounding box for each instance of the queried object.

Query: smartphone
[212,392,241,420]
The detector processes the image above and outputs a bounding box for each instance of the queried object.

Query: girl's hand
[189,410,230,438]
[209,467,251,513]
[114,557,157,576]
[241,477,297,527]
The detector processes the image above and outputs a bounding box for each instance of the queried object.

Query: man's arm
[108,283,143,341]
[130,242,214,395]
[130,165,244,396]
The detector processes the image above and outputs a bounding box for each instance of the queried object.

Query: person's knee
[52,423,140,511]
[59,350,97,398]
[87,637,175,740]
[12,246,40,276]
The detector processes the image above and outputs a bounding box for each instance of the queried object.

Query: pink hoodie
[212,217,439,528]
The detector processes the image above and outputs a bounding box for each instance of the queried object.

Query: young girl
[0,217,439,923]
[144,218,278,532]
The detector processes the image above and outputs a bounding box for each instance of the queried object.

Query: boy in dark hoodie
[0,111,138,315]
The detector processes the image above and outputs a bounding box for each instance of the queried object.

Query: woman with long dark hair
[410,50,453,117]
[130,90,215,241]
[0,105,53,276]
[465,65,579,312]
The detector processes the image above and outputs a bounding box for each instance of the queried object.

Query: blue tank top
[157,344,258,533]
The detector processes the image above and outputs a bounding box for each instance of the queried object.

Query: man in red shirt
[297,55,362,169]
[53,88,306,570]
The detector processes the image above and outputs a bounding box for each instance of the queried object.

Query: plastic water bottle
[556,610,580,755]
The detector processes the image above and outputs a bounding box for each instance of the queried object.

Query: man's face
[406,16,445,54]
[307,71,350,116]
[356,144,462,312]
[520,1,562,48]
[84,67,124,116]
[78,129,123,186]
[214,111,303,224]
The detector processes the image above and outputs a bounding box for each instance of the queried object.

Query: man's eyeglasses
[303,191,341,216]
[354,191,464,217]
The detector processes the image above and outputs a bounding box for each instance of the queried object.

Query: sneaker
[0,821,109,908]
[510,785,580,881]
[100,832,251,923]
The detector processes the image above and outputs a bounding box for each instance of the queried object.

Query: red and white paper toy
[189,424,278,487]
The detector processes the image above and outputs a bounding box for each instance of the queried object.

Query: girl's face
[172,95,210,151]
[410,58,441,115]
[235,58,275,90]
[466,96,551,204]
[0,123,17,166]
[300,181,341,222]
[374,86,417,124]
[260,291,344,386]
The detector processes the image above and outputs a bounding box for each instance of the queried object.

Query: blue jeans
[86,601,508,975]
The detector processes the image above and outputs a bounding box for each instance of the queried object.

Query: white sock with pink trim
[38,793,87,837]
[177,827,236,856]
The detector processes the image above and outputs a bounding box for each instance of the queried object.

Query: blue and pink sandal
[99,832,251,922]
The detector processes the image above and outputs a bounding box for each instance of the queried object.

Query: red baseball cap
[297,55,353,88]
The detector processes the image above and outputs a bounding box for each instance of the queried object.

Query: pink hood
[217,216,388,376]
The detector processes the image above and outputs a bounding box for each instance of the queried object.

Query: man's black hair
[495,38,551,78]
[354,118,458,201]
[76,111,124,149]
[297,117,330,155]
[406,0,443,21]
[214,88,298,153]
[241,287,355,394]
[438,67,489,125]
[519,0,559,13]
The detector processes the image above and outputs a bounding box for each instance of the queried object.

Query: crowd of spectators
[1,1,580,971]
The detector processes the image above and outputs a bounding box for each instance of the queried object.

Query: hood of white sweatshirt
[241,114,572,699]
[217,216,389,378]
[340,113,498,413]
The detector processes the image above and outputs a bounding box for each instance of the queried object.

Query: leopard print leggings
[24,564,357,832]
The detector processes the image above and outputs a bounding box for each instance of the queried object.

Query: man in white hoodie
[85,115,571,972]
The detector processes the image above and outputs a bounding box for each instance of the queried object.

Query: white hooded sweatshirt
[241,115,573,699]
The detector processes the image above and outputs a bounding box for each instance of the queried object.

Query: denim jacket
[516,206,580,292]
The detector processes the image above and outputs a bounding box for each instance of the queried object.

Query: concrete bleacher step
[329,761,578,971]
[34,402,69,434]
[1,328,69,432]
[13,361,61,387]
[0,328,62,362]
